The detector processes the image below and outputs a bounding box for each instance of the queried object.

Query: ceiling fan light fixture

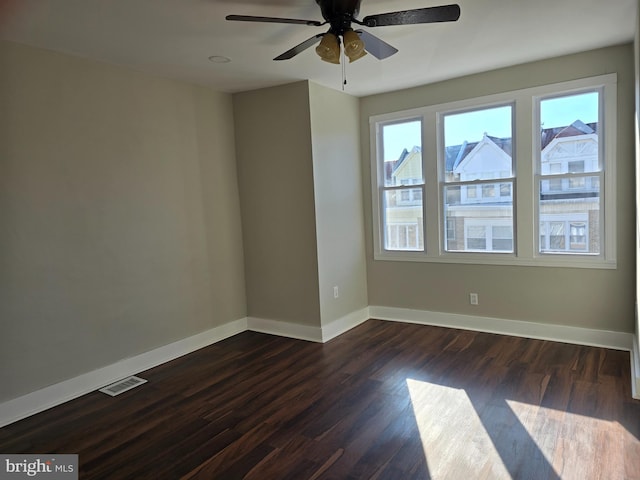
[343,29,366,62]
[346,48,367,63]
[315,32,340,64]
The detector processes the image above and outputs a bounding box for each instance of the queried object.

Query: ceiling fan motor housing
[316,0,362,34]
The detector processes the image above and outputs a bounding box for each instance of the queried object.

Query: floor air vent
[99,376,147,396]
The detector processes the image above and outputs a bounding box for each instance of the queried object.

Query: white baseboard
[247,317,324,342]
[0,318,247,428]
[369,306,634,351]
[246,308,370,343]
[321,308,370,342]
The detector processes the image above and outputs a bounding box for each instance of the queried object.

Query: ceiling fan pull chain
[342,47,347,90]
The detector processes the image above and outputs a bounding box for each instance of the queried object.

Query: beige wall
[361,44,636,332]
[234,80,367,327]
[0,41,246,402]
[308,82,368,325]
[233,81,321,326]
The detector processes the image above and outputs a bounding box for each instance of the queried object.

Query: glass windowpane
[443,105,514,254]
[540,92,599,174]
[467,238,486,250]
[381,120,422,187]
[538,91,600,256]
[538,176,599,254]
[492,239,513,251]
[444,182,513,253]
[383,190,423,251]
[444,105,513,182]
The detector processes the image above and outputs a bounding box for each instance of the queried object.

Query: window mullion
[515,94,534,259]
[425,110,440,256]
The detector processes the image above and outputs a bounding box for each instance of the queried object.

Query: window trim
[369,74,617,269]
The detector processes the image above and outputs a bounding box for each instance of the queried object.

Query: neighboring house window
[466,225,487,250]
[568,160,586,188]
[387,223,421,250]
[570,222,587,250]
[446,217,456,240]
[463,219,513,252]
[370,74,616,268]
[539,216,589,252]
[482,184,496,198]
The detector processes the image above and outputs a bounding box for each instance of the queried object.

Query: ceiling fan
[226,0,460,64]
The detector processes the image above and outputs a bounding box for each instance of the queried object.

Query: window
[482,184,496,198]
[536,90,602,256]
[446,217,456,240]
[492,225,514,251]
[378,119,424,251]
[568,161,586,189]
[466,225,487,250]
[387,223,421,250]
[570,222,587,250]
[370,74,616,268]
[539,217,589,252]
[442,104,514,253]
[462,219,513,252]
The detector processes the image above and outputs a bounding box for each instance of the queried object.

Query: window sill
[373,251,617,269]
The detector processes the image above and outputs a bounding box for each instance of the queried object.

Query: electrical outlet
[469,293,479,305]
[333,286,339,299]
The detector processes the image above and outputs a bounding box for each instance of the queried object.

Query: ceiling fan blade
[355,30,398,60]
[274,34,324,61]
[361,4,460,27]
[226,15,323,27]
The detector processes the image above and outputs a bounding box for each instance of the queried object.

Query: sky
[382,92,599,162]
[382,121,421,162]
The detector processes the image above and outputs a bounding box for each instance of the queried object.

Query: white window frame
[376,117,425,253]
[370,73,616,269]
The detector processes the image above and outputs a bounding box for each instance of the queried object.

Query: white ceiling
[1,0,636,97]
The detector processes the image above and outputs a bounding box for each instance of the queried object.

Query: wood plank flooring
[1,320,639,479]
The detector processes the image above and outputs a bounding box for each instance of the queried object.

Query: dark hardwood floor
[1,320,639,479]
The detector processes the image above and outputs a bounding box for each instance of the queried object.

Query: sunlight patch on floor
[505,399,625,480]
[406,378,510,479]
